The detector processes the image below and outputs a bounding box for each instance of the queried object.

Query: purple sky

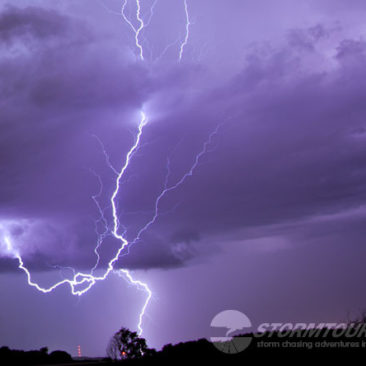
[1,0,366,357]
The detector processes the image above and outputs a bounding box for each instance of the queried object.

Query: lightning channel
[121,0,145,60]
[145,0,158,28]
[89,169,111,274]
[2,0,201,339]
[1,111,153,334]
[179,0,190,62]
[93,135,119,175]
[129,124,221,248]
[116,269,152,336]
[121,0,191,62]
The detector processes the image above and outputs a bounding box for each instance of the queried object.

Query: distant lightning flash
[89,169,111,274]
[179,0,190,62]
[145,0,158,28]
[92,135,119,175]
[121,0,145,60]
[121,0,191,61]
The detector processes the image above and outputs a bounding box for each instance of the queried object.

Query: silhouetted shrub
[49,350,73,363]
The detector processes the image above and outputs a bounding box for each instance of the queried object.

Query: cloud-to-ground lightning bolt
[116,269,152,335]
[0,1,211,341]
[179,0,190,62]
[88,118,222,327]
[0,112,153,335]
[1,115,222,338]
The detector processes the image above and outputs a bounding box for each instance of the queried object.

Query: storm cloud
[1,2,366,274]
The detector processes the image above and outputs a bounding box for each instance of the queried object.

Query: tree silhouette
[106,327,150,360]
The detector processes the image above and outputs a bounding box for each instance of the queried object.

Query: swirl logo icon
[210,310,252,354]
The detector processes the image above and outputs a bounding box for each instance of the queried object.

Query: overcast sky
[1,0,366,357]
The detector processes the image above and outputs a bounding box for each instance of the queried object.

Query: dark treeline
[110,327,366,364]
[0,346,72,365]
[2,327,366,365]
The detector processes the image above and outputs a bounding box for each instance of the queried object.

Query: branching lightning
[121,0,145,60]
[121,0,191,62]
[130,124,221,248]
[1,112,151,307]
[1,108,221,337]
[0,1,223,342]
